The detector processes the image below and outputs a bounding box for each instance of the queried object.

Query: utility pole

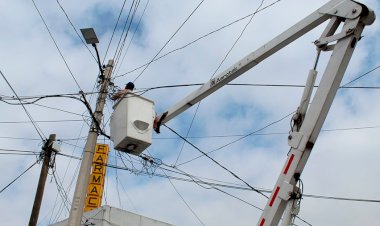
[29,134,56,226]
[68,59,114,225]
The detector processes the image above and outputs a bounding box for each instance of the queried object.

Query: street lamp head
[80,28,99,45]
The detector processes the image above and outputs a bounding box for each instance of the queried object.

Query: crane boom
[133,0,376,225]
[155,0,374,131]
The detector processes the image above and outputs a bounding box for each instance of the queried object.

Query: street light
[80,28,104,79]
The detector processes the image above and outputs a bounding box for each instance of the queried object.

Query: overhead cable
[31,0,83,91]
[103,0,127,64]
[133,0,205,82]
[341,64,380,87]
[0,160,38,194]
[115,0,150,76]
[177,111,295,166]
[116,0,282,78]
[164,124,269,199]
[210,0,265,78]
[59,152,380,205]
[0,70,46,140]
[113,0,140,67]
[55,0,97,63]
[176,0,267,167]
[161,169,205,226]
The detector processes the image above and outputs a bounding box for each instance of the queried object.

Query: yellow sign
[84,144,109,212]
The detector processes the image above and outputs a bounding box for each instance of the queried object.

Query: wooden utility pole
[29,134,56,226]
[68,60,114,225]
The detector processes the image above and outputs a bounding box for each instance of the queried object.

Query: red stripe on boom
[269,186,280,207]
[260,218,266,226]
[284,154,295,175]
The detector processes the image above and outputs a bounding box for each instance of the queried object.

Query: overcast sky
[1,0,380,225]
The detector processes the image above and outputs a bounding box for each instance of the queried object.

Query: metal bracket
[314,28,355,47]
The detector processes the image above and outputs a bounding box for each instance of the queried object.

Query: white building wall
[50,205,175,226]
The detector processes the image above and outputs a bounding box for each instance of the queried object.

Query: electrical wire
[173,103,201,166]
[177,111,295,166]
[51,171,71,216]
[1,70,46,140]
[55,0,97,63]
[0,136,41,141]
[0,119,84,124]
[155,161,265,211]
[0,160,38,194]
[0,148,40,154]
[114,0,150,76]
[133,0,205,82]
[50,127,85,223]
[115,152,123,209]
[112,0,140,67]
[129,82,380,98]
[103,0,128,65]
[210,0,265,78]
[341,64,380,87]
[115,0,283,78]
[174,0,266,167]
[31,0,83,91]
[154,125,380,140]
[164,124,269,199]
[58,152,380,205]
[1,81,378,104]
[161,169,205,226]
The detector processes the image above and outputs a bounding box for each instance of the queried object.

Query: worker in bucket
[111,82,135,100]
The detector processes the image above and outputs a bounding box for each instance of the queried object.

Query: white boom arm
[154,1,375,225]
[155,0,374,132]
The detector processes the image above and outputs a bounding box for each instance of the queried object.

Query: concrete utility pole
[29,134,56,226]
[68,59,114,225]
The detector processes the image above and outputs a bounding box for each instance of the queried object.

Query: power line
[175,0,266,167]
[52,171,71,215]
[0,91,100,101]
[164,124,269,199]
[133,0,205,82]
[161,169,205,226]
[0,148,40,153]
[103,0,127,64]
[58,153,380,205]
[0,160,38,194]
[31,0,83,91]
[31,103,89,118]
[0,136,41,141]
[0,70,46,140]
[55,0,97,63]
[1,81,378,104]
[341,64,380,87]
[0,119,84,124]
[302,194,380,203]
[177,111,295,166]
[113,0,142,69]
[131,82,380,97]
[114,0,150,76]
[154,125,380,140]
[210,0,265,78]
[50,124,86,223]
[116,0,283,78]
[157,161,266,211]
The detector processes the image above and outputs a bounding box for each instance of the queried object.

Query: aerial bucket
[110,93,155,155]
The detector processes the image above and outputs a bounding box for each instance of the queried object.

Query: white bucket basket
[110,93,155,155]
